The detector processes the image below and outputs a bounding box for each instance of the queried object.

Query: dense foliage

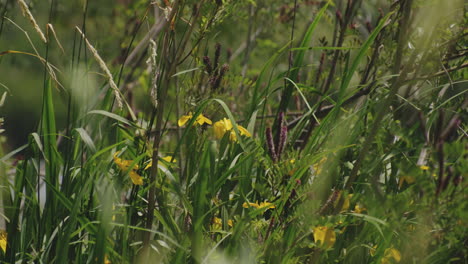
[0,0,466,263]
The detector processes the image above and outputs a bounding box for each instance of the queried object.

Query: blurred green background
[0,0,424,151]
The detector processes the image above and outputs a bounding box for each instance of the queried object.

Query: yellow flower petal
[243,201,275,210]
[313,157,327,175]
[145,156,177,170]
[370,245,377,256]
[178,112,193,127]
[313,226,336,249]
[238,125,251,137]
[144,160,153,170]
[213,120,228,139]
[353,204,366,214]
[129,170,143,185]
[0,230,7,253]
[419,165,429,171]
[229,130,237,142]
[162,156,177,163]
[341,194,352,212]
[211,217,222,230]
[196,114,212,126]
[383,247,401,263]
[222,118,233,130]
[333,192,351,212]
[228,125,251,142]
[113,152,139,171]
[213,217,222,225]
[213,118,243,140]
[259,202,275,209]
[227,219,234,227]
[242,202,260,208]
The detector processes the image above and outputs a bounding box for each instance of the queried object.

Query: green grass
[0,0,467,263]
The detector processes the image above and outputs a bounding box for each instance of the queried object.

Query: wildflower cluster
[113,152,176,186]
[178,112,251,142]
[313,225,336,250]
[213,118,251,142]
[113,152,143,185]
[242,201,275,210]
[178,112,212,127]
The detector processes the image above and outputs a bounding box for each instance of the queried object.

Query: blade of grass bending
[41,78,60,241]
[87,110,134,127]
[213,98,248,150]
[42,177,98,235]
[171,99,212,161]
[338,12,394,101]
[284,77,313,111]
[55,169,95,264]
[0,144,28,163]
[87,141,126,165]
[277,2,329,114]
[74,127,97,153]
[301,9,391,154]
[249,42,291,116]
[214,152,254,190]
[30,133,45,159]
[347,212,388,238]
[191,143,210,262]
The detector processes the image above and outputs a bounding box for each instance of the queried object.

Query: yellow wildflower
[313,157,327,175]
[381,247,401,264]
[211,217,233,230]
[238,125,251,137]
[213,118,233,139]
[213,118,251,142]
[243,202,258,208]
[178,112,212,127]
[333,192,352,212]
[419,165,429,171]
[289,159,296,164]
[178,112,193,127]
[258,201,275,209]
[113,151,139,171]
[113,152,143,185]
[370,245,377,256]
[313,226,336,249]
[353,203,367,214]
[195,114,212,126]
[162,156,177,163]
[229,125,251,142]
[398,175,415,188]
[242,201,275,209]
[144,156,177,170]
[128,170,143,185]
[0,230,6,253]
[342,193,352,212]
[104,255,111,264]
[212,217,222,230]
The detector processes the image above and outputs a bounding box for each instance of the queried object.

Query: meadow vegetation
[0,0,466,263]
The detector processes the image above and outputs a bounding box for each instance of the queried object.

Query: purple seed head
[203,56,213,75]
[214,43,222,68]
[266,127,278,162]
[277,124,288,158]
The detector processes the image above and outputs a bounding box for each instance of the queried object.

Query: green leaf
[88,110,134,127]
